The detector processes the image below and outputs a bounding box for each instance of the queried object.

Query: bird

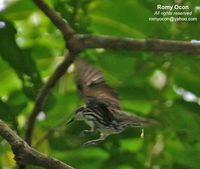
[67,59,155,146]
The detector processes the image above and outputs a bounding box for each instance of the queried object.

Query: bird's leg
[83,133,108,147]
[80,126,95,137]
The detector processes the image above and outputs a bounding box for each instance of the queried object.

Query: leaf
[0,0,37,20]
[0,90,27,128]
[0,19,42,99]
[0,99,12,122]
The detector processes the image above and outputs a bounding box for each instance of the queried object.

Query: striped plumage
[69,59,155,146]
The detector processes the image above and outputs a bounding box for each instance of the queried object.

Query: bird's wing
[75,59,121,109]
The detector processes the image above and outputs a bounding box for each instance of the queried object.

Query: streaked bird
[67,59,155,146]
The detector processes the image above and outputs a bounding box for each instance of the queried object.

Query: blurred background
[0,0,200,169]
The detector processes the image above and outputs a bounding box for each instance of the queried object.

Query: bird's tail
[118,111,157,127]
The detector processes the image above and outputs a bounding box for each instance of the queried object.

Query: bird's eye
[75,106,84,114]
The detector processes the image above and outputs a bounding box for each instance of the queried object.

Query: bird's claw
[83,140,97,147]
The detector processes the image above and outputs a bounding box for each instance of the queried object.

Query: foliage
[0,0,200,169]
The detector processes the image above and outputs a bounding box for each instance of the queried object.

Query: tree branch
[81,35,200,55]
[0,119,74,169]
[32,0,75,41]
[25,52,77,145]
[24,0,81,147]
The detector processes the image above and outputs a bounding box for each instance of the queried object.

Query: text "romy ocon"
[157,4,189,10]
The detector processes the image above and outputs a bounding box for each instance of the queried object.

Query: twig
[32,0,75,41]
[81,35,200,55]
[25,52,77,145]
[0,119,74,169]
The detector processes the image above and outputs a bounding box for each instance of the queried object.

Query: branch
[31,0,200,55]
[25,52,77,145]
[24,0,81,147]
[0,119,74,169]
[81,35,200,55]
[32,0,75,40]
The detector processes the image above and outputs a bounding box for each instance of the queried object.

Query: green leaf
[0,19,42,99]
[0,90,27,128]
[0,0,37,20]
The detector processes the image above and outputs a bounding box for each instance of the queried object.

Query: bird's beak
[66,117,75,125]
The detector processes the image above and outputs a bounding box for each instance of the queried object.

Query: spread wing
[75,59,121,109]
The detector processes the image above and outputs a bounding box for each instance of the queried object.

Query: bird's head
[66,105,86,125]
